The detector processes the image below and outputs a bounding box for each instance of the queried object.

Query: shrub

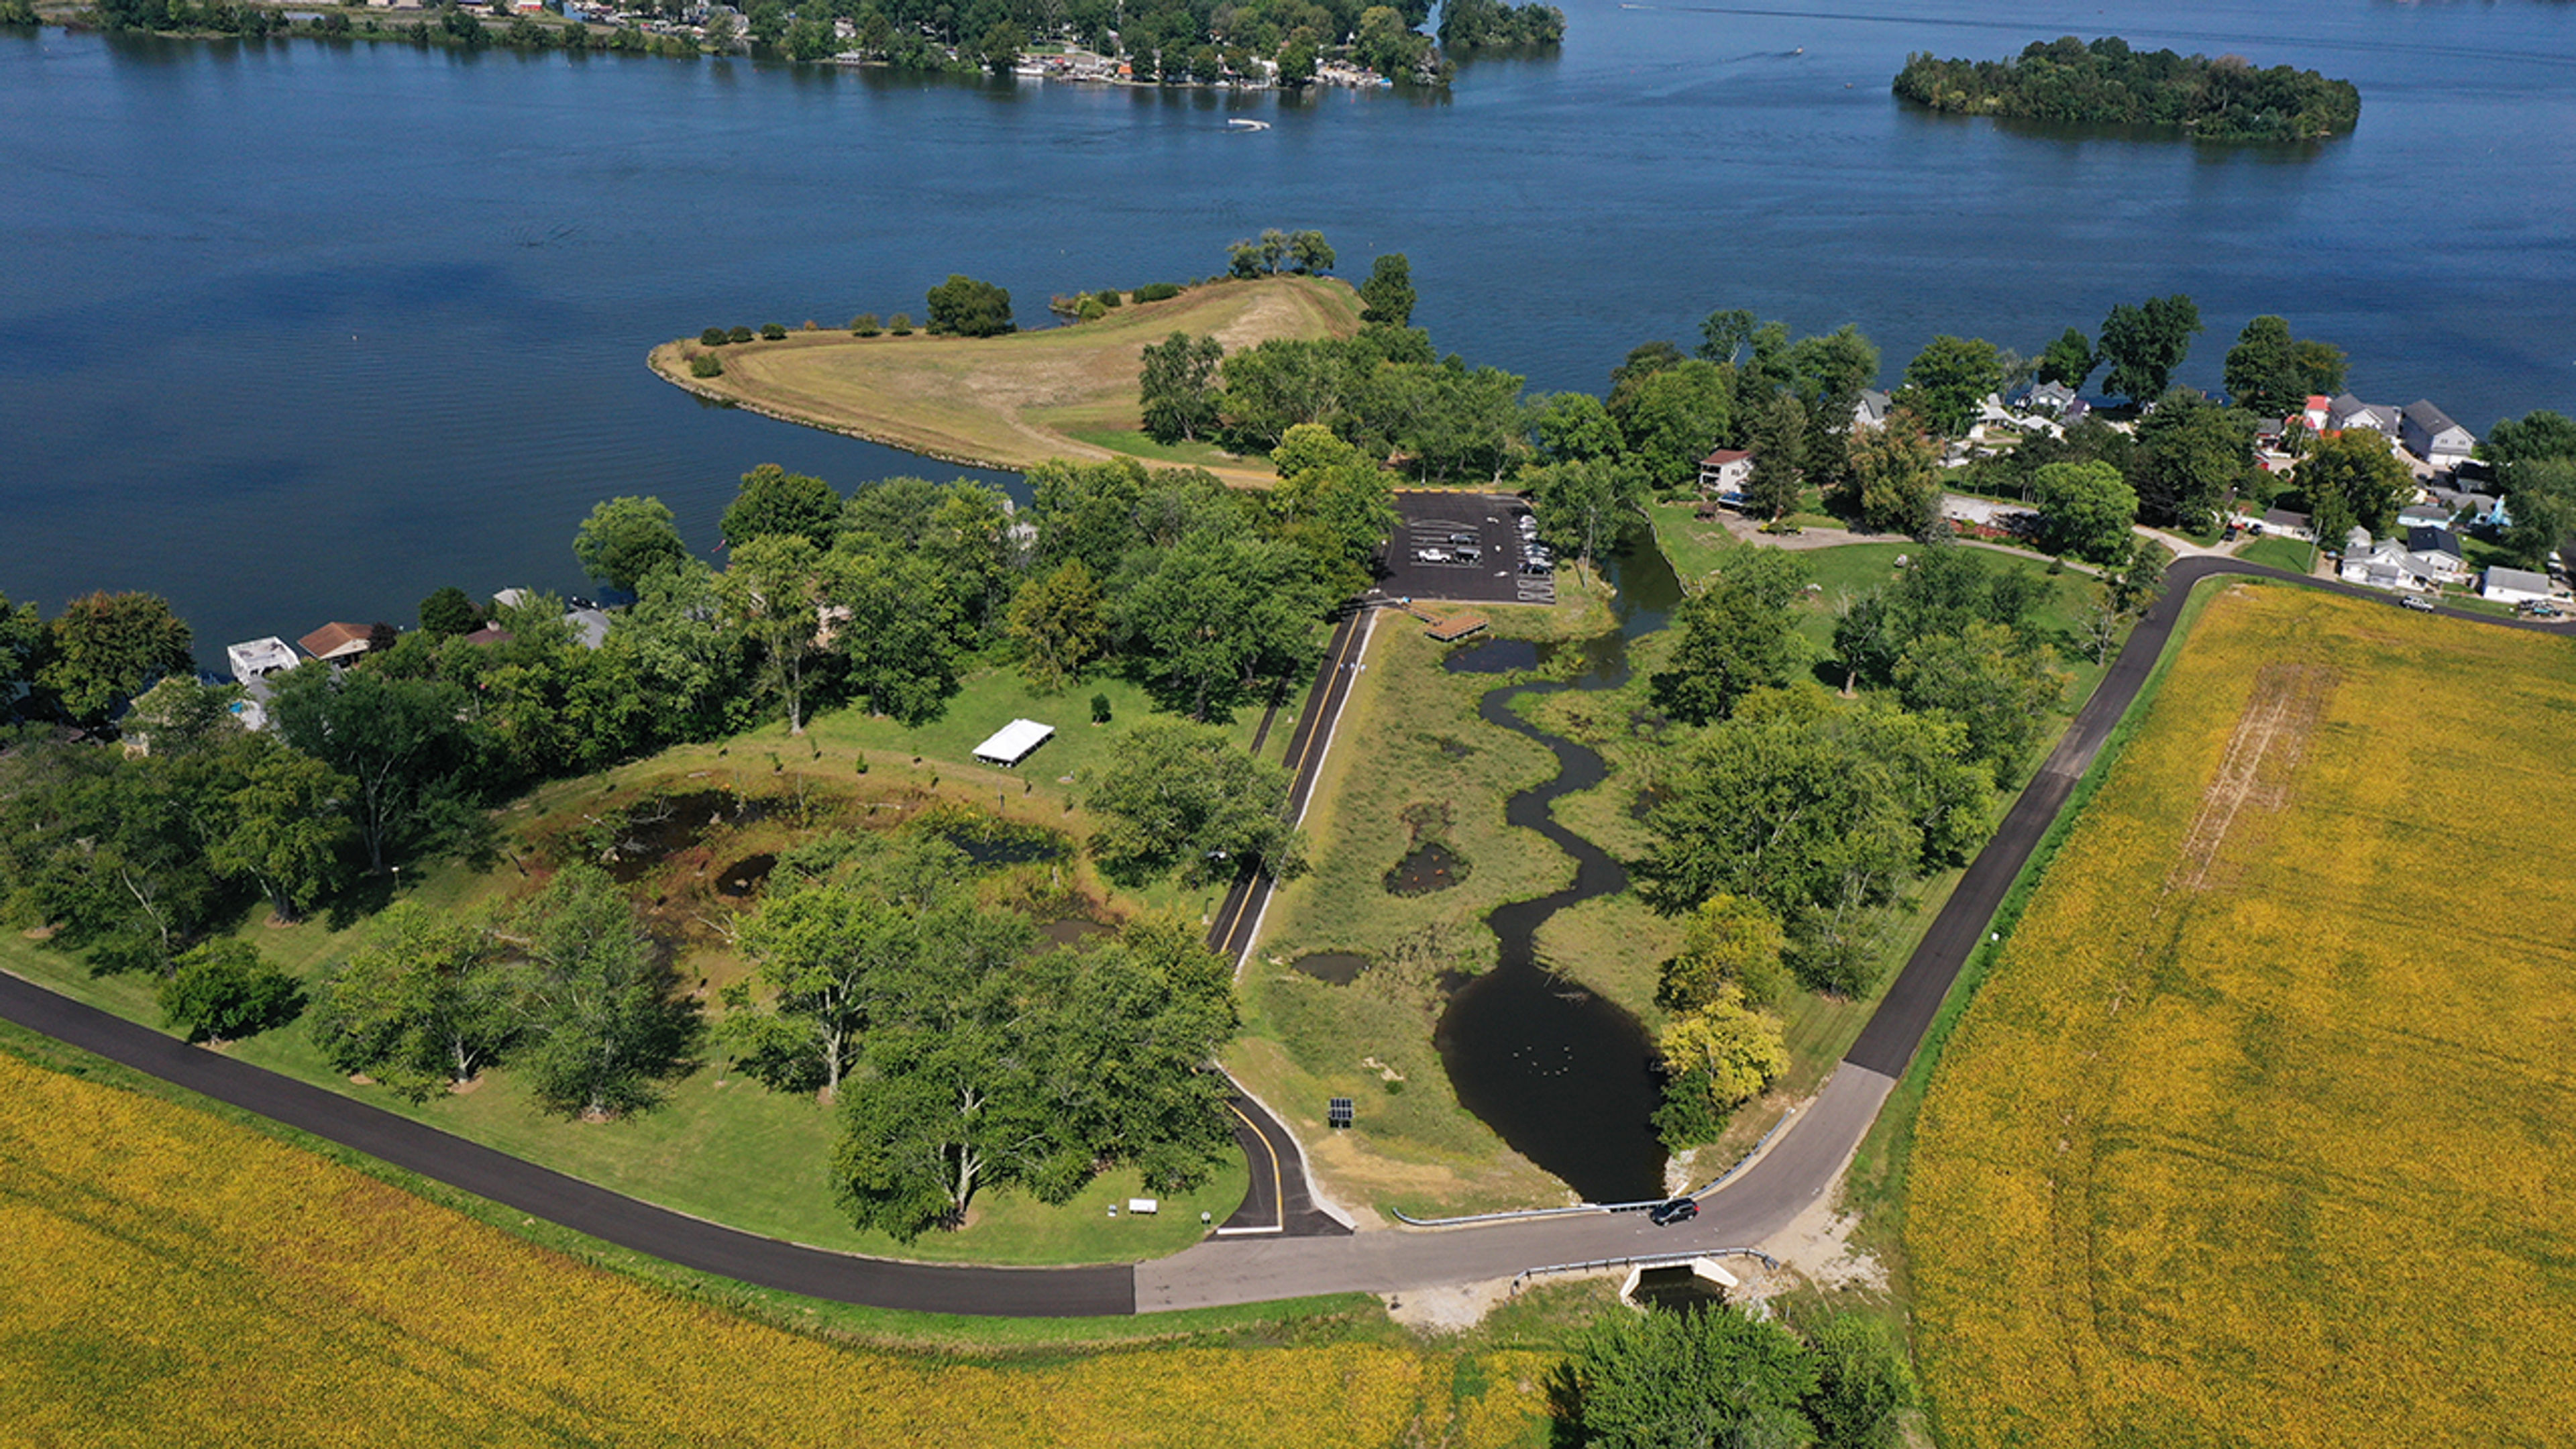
[850,313,881,336]
[1133,282,1183,303]
[727,325,754,344]
[159,941,305,1044]
[1077,297,1107,322]
[759,322,787,340]
[1090,692,1112,724]
[689,353,724,378]
[924,273,1014,337]
[1097,289,1124,308]
[700,327,729,346]
[888,313,913,335]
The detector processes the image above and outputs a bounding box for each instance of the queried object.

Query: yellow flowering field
[1909,584,2576,1447]
[0,1055,1549,1447]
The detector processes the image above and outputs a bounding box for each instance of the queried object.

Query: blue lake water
[3,0,2573,655]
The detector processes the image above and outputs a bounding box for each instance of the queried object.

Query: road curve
[2,558,2555,1316]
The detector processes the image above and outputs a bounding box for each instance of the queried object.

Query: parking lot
[1373,492,1558,606]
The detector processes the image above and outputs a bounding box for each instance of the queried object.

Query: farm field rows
[0,1050,1552,1446]
[1909,582,2576,1446]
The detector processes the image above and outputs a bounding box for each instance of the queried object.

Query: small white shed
[971,718,1056,767]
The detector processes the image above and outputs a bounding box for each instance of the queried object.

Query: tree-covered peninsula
[1894,36,2360,143]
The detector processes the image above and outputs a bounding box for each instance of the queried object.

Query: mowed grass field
[1908,582,2576,1447]
[0,1052,1553,1447]
[651,276,1363,482]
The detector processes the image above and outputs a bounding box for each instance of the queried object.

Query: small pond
[1385,842,1468,896]
[1039,918,1115,949]
[715,854,775,898]
[1291,952,1370,985]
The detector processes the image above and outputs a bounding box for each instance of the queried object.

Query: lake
[3,0,2573,654]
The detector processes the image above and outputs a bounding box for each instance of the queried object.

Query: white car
[1413,547,1450,564]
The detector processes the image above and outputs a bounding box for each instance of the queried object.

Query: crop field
[649,276,1362,483]
[0,1052,1551,1446]
[1908,583,2576,1446]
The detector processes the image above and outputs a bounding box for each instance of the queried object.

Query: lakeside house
[1851,389,1892,431]
[2328,392,2402,439]
[298,621,374,664]
[2008,380,2080,417]
[1698,448,1754,502]
[225,637,299,688]
[2401,400,2477,470]
[2405,525,2467,582]
[2395,502,2454,534]
[2482,566,2557,606]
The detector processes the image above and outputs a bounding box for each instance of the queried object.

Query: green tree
[1357,252,1415,327]
[727,849,963,1097]
[37,590,194,724]
[1650,549,1803,725]
[720,463,841,549]
[2097,294,2202,403]
[2031,458,2139,562]
[2296,428,2410,540]
[1267,424,1397,594]
[1140,331,1225,443]
[1657,894,1790,1013]
[1560,1301,1822,1449]
[1615,358,1733,488]
[574,494,689,593]
[1084,720,1301,885]
[2221,313,2300,417]
[512,865,700,1118]
[1007,559,1108,691]
[2292,337,2349,399]
[1846,405,1943,536]
[417,586,482,637]
[2035,326,2096,391]
[972,17,1022,70]
[1743,392,1810,520]
[1894,621,2068,786]
[310,902,519,1100]
[159,938,303,1044]
[1287,229,1334,274]
[0,746,234,975]
[2498,459,2576,569]
[1805,1313,1918,1449]
[1526,458,1642,569]
[269,667,481,874]
[0,590,39,700]
[925,274,1014,337]
[121,676,242,757]
[1529,390,1622,464]
[826,547,963,725]
[1899,334,2004,436]
[2130,388,2254,531]
[1639,686,1988,992]
[206,737,354,922]
[1117,533,1328,721]
[720,533,832,735]
[2481,409,2576,471]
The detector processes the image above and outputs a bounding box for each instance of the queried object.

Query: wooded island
[1894,36,2360,144]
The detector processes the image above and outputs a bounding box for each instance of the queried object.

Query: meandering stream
[1434,535,1682,1203]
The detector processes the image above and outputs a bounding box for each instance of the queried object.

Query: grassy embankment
[2235,534,2315,574]
[1906,582,2576,1445]
[0,656,1311,1267]
[647,276,1364,486]
[0,1040,1571,1443]
[1240,529,2128,1216]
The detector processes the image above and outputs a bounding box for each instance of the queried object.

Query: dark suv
[1648,1197,1699,1227]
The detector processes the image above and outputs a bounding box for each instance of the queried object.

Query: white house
[1698,448,1754,501]
[2010,380,2080,417]
[2483,566,2557,606]
[2340,538,2441,593]
[2394,502,2453,534]
[225,637,300,688]
[2259,508,2315,542]
[2328,392,2401,437]
[1850,390,1892,431]
[2401,400,2477,470]
[2405,525,2466,582]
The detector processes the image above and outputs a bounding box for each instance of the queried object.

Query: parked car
[1454,545,1482,563]
[1648,1197,1699,1227]
[1520,559,1553,576]
[2399,594,2436,612]
[1413,548,1450,564]
[1448,531,1479,545]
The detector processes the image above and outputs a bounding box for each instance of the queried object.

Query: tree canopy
[574,495,690,594]
[2096,294,2203,404]
[37,590,195,725]
[1894,36,2361,142]
[1084,719,1302,885]
[924,273,1014,337]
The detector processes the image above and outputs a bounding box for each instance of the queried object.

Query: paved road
[4,557,2553,1316]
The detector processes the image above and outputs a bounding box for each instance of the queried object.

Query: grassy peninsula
[1894,36,2360,143]
[649,276,1364,486]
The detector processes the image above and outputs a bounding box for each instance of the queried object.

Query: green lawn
[1781,542,2118,709]
[2237,535,2316,574]
[1646,498,1741,583]
[1060,426,1257,472]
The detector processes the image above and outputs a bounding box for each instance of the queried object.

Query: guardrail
[1507,1247,1782,1295]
